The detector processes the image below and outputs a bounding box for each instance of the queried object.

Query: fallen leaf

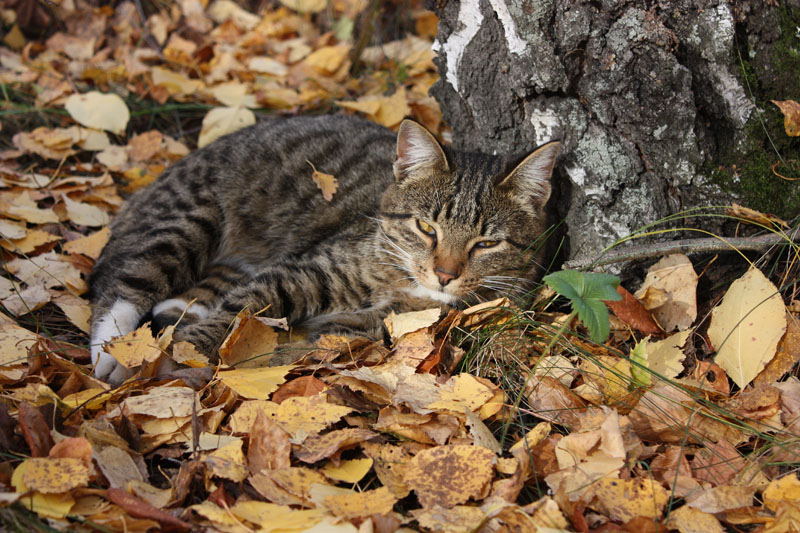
[197,106,256,148]
[323,486,397,519]
[588,477,669,522]
[63,227,111,260]
[151,66,205,97]
[63,196,110,227]
[106,488,191,530]
[644,329,691,380]
[106,324,162,369]
[218,309,278,366]
[21,457,89,493]
[294,428,378,463]
[634,254,698,332]
[307,160,338,202]
[404,445,495,508]
[322,458,373,483]
[217,365,295,400]
[772,100,800,136]
[64,92,130,135]
[121,385,198,418]
[279,0,327,13]
[605,285,662,335]
[1,190,59,224]
[384,308,441,339]
[709,267,787,389]
[755,312,800,385]
[304,45,350,75]
[0,322,39,365]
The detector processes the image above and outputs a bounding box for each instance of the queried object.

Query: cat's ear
[496,141,560,209]
[394,119,449,182]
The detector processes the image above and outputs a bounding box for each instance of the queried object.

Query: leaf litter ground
[1,1,800,531]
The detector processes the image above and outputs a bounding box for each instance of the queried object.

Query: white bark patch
[432,0,483,93]
[488,0,528,56]
[529,107,561,145]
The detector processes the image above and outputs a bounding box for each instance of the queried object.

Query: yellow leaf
[53,293,91,333]
[61,389,112,411]
[121,385,198,418]
[0,322,39,366]
[248,56,288,77]
[11,461,75,519]
[426,374,495,413]
[151,66,204,97]
[5,251,85,292]
[63,196,110,227]
[666,505,725,533]
[171,340,210,367]
[63,227,111,260]
[322,458,373,483]
[230,501,328,530]
[279,0,327,14]
[218,365,295,400]
[273,394,353,441]
[404,445,495,508]
[644,329,691,379]
[106,324,162,370]
[0,218,26,240]
[771,100,800,136]
[0,228,61,254]
[206,439,249,481]
[307,160,338,202]
[304,45,350,75]
[218,310,279,366]
[20,458,89,494]
[634,253,698,332]
[589,477,669,522]
[709,267,787,389]
[336,99,381,116]
[207,0,261,29]
[207,81,258,108]
[198,106,256,148]
[763,474,800,512]
[384,307,441,339]
[64,91,129,135]
[0,190,59,224]
[323,486,397,519]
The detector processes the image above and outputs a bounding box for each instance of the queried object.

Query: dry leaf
[106,324,162,369]
[771,100,800,136]
[307,160,338,201]
[63,196,110,227]
[21,457,89,493]
[63,227,111,260]
[323,486,397,519]
[384,308,441,339]
[279,0,327,13]
[404,445,495,508]
[217,365,295,400]
[64,92,130,135]
[634,254,698,332]
[322,458,373,483]
[709,267,787,389]
[197,106,256,148]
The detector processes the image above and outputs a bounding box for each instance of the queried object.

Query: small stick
[564,224,800,270]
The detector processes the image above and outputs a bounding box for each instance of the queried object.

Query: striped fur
[89,115,559,381]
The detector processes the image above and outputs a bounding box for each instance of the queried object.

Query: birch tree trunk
[429,0,800,264]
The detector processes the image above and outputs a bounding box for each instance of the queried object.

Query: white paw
[153,298,210,320]
[90,300,142,382]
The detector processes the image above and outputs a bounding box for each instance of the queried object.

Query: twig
[564,224,800,270]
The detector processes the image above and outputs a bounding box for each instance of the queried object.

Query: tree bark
[428,0,800,266]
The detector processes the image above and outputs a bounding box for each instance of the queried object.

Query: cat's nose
[434,265,461,286]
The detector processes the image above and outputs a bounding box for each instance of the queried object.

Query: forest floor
[1,0,800,532]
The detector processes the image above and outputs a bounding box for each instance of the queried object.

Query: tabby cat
[90,115,559,383]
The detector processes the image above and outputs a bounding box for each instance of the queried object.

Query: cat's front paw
[91,344,131,385]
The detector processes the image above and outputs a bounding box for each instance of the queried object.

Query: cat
[89,114,560,383]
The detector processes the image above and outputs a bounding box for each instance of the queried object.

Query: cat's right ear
[394,120,449,182]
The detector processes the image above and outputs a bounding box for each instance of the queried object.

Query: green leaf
[542,270,622,343]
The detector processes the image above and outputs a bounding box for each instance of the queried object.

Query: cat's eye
[473,240,500,249]
[416,219,436,237]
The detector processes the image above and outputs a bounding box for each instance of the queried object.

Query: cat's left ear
[394,119,449,182]
[496,141,560,209]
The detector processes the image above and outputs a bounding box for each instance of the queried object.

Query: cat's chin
[403,284,460,305]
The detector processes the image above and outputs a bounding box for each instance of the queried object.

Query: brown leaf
[247,410,291,474]
[772,100,800,136]
[18,402,53,457]
[271,375,327,404]
[605,285,662,335]
[307,160,338,202]
[106,488,192,531]
[404,445,495,508]
[294,428,378,463]
[755,312,800,385]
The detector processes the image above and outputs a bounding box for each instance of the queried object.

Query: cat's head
[378,120,560,305]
